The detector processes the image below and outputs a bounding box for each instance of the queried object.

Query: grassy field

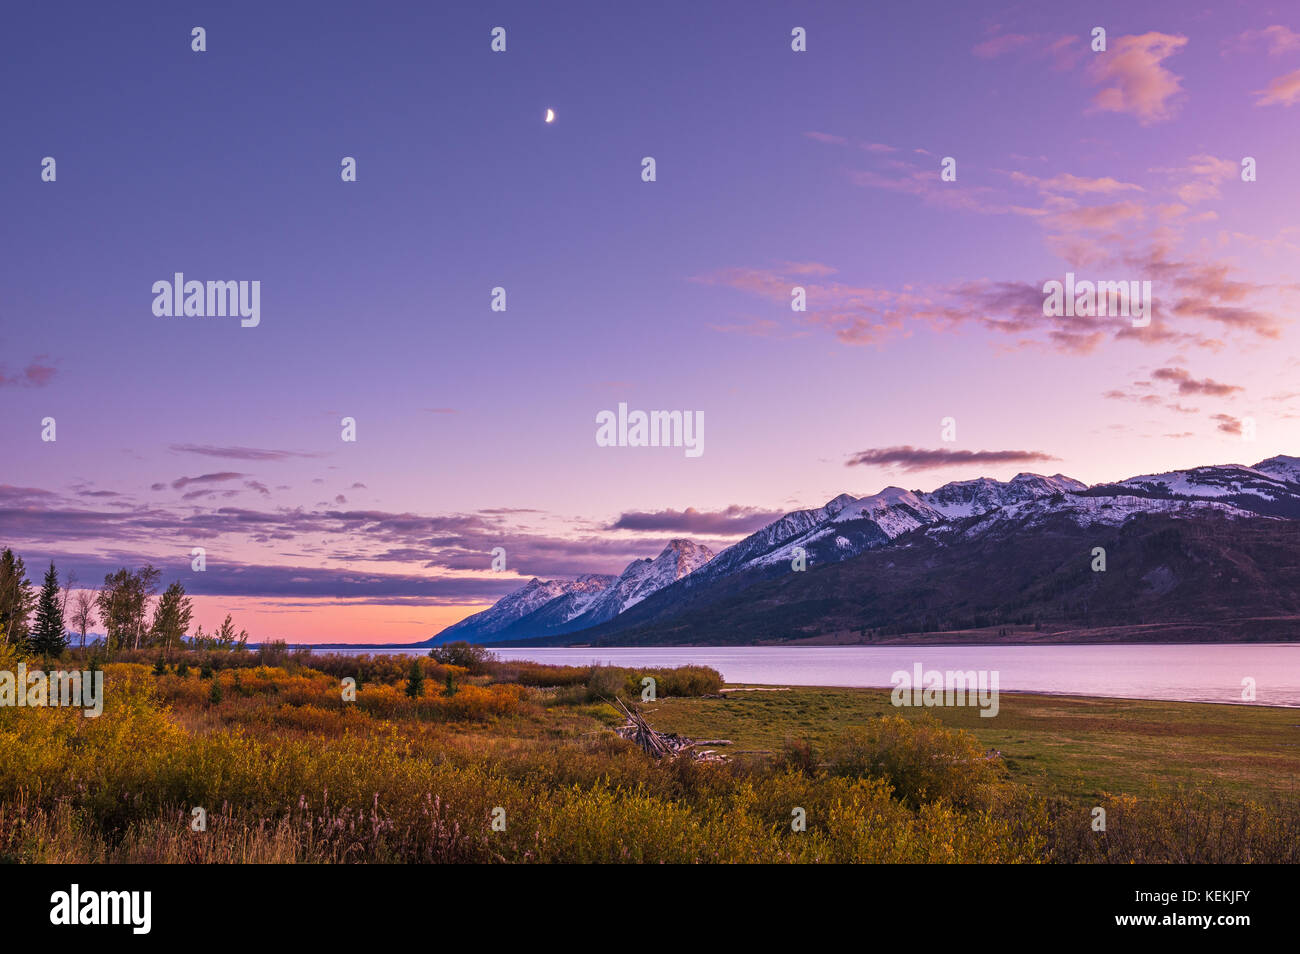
[2,641,1297,863]
[646,687,1300,804]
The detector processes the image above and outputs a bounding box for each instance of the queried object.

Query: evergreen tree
[0,548,34,647]
[405,659,424,698]
[30,562,68,657]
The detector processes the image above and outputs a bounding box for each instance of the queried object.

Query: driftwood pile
[612,697,731,762]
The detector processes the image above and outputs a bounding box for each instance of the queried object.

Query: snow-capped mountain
[698,474,1094,578]
[686,494,858,584]
[430,455,1300,645]
[1096,460,1300,518]
[929,492,1259,542]
[920,473,1087,518]
[430,575,610,644]
[504,573,619,631]
[1254,455,1300,484]
[430,541,713,644]
[575,539,715,623]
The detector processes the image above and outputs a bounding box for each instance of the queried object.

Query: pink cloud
[1255,69,1300,107]
[1086,33,1188,124]
[1044,200,1147,233]
[1008,171,1144,195]
[0,358,57,388]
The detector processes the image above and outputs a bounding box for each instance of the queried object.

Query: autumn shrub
[429,642,496,674]
[824,715,1005,810]
[1047,788,1300,864]
[503,663,723,701]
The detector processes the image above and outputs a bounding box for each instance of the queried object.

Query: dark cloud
[171,472,246,490]
[846,446,1060,472]
[1211,413,1241,434]
[0,485,59,505]
[610,505,782,535]
[0,491,693,586]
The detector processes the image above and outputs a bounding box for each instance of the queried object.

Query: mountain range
[425,455,1300,646]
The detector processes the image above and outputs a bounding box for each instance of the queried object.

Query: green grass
[645,687,1300,803]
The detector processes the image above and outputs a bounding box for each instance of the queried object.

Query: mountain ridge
[428,455,1300,645]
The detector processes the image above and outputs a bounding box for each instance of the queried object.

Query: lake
[316,643,1300,707]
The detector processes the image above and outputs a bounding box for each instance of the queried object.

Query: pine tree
[405,659,424,698]
[0,548,34,647]
[30,562,68,657]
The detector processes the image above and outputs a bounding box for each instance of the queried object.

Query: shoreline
[289,639,1300,650]
[720,683,1300,710]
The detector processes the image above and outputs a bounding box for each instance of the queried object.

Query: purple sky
[3,1,1300,641]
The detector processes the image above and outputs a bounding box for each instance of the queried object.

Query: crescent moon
[545,108,555,123]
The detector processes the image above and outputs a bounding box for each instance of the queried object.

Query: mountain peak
[663,537,704,552]
[1253,455,1300,483]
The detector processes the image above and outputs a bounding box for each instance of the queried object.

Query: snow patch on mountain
[578,539,715,621]
[432,577,587,643]
[1251,455,1300,485]
[1113,464,1295,502]
[920,473,1087,518]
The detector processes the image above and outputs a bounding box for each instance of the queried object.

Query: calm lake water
[319,643,1300,707]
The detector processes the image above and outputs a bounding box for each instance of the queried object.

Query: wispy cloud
[1225,25,1300,56]
[972,32,1034,59]
[1150,366,1243,397]
[0,357,56,388]
[170,444,323,461]
[1007,171,1144,195]
[802,130,846,145]
[1255,68,1300,107]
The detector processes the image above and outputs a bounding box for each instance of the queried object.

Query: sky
[3,0,1300,642]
